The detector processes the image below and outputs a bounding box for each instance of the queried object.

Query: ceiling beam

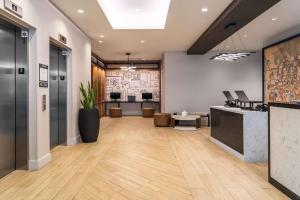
[187,0,281,55]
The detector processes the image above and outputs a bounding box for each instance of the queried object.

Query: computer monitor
[223,91,235,101]
[234,90,250,102]
[110,92,121,101]
[128,95,136,102]
[234,90,263,110]
[142,93,152,101]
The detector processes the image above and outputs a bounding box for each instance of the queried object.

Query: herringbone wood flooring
[0,117,289,200]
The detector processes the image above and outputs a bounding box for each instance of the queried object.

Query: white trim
[174,126,197,131]
[210,137,244,161]
[28,153,51,171]
[67,135,81,146]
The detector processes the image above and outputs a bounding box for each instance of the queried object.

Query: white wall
[0,0,91,169]
[264,24,300,47]
[162,52,262,113]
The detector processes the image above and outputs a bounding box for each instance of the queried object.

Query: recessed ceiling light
[272,17,278,22]
[243,34,247,38]
[97,0,171,29]
[77,9,84,14]
[141,40,145,43]
[99,35,104,38]
[98,40,103,43]
[201,8,208,12]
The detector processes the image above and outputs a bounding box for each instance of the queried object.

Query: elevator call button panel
[42,95,46,111]
[18,68,25,74]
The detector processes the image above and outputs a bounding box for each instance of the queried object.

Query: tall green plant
[79,82,96,109]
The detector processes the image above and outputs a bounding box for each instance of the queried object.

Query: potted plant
[78,82,99,143]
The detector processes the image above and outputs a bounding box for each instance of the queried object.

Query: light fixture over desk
[120,53,136,71]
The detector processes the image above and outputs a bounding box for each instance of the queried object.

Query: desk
[104,101,160,116]
[210,106,268,162]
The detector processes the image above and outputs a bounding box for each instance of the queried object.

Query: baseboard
[67,135,81,146]
[28,153,51,171]
[210,137,244,161]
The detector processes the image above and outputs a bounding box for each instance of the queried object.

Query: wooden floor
[0,117,289,200]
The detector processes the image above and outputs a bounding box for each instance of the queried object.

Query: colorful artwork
[264,35,300,103]
[106,70,160,101]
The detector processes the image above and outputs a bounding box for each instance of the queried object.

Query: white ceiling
[50,0,300,61]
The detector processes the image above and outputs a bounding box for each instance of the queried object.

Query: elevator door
[0,19,28,178]
[50,44,67,149]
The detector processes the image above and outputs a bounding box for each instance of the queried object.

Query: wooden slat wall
[92,64,106,117]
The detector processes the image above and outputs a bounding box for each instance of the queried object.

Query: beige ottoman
[142,108,155,118]
[154,113,171,127]
[109,107,122,118]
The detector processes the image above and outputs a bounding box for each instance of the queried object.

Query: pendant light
[120,53,136,71]
[210,27,255,61]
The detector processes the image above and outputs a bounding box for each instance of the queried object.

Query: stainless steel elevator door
[58,51,67,144]
[50,44,67,149]
[15,28,28,169]
[0,21,16,178]
[0,19,28,178]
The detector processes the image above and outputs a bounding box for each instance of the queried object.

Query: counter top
[269,102,300,109]
[269,103,300,198]
[211,106,266,114]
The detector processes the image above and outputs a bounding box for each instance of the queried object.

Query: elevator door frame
[49,41,69,149]
[0,18,29,178]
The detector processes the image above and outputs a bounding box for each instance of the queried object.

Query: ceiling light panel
[97,0,171,29]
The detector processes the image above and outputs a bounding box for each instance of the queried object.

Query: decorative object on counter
[255,104,269,112]
[78,82,100,143]
[263,34,300,103]
[181,110,188,117]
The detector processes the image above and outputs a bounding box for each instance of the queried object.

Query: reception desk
[269,103,300,199]
[210,106,268,162]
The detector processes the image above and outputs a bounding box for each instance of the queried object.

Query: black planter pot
[78,108,100,143]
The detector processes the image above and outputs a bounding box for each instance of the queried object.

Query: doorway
[0,18,28,178]
[49,44,67,149]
